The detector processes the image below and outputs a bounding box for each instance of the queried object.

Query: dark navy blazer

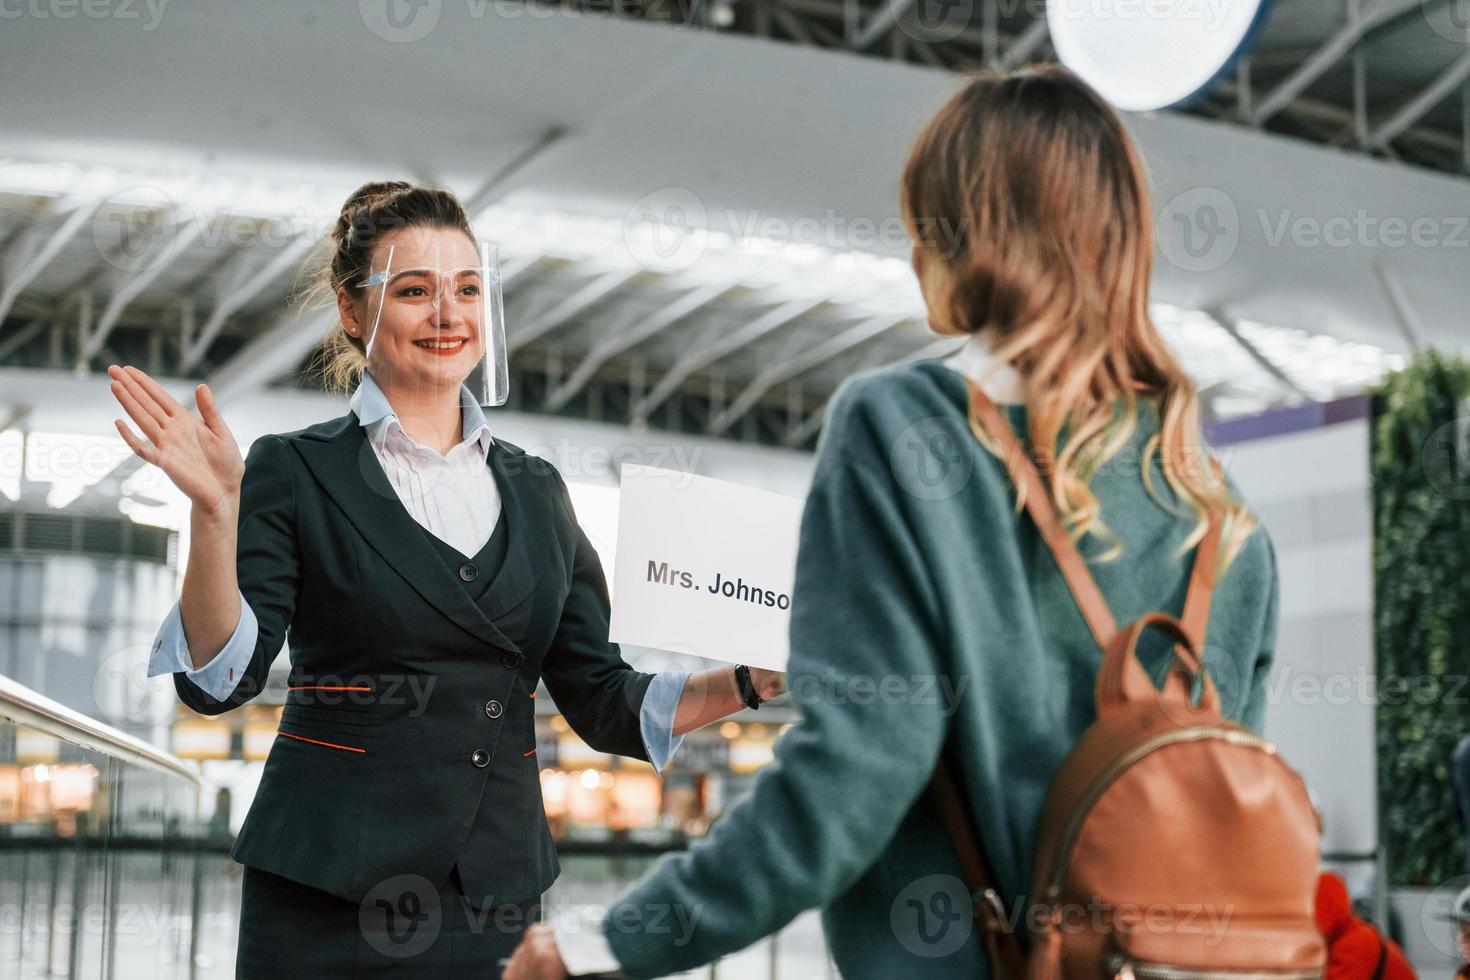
[173,411,655,905]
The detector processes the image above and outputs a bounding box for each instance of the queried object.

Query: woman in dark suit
[106,181,783,976]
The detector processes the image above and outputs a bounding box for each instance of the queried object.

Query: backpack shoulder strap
[965,377,1223,652]
[1179,499,1221,650]
[932,754,1029,977]
[965,379,1117,648]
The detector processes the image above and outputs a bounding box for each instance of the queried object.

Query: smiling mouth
[413,338,467,351]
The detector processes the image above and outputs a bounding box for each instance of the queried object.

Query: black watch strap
[734,664,762,710]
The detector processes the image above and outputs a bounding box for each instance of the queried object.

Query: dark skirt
[236,864,543,978]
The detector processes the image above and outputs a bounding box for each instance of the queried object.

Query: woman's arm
[539,466,663,759]
[172,434,301,713]
[510,375,952,979]
[109,365,245,665]
[539,463,786,758]
[179,494,243,667]
[1241,530,1279,736]
[110,364,300,714]
[670,665,785,737]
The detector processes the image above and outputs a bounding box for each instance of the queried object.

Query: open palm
[106,364,244,516]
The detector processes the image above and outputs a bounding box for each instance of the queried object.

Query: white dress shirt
[349,370,502,559]
[942,325,1025,401]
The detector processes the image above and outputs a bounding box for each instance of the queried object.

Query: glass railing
[0,675,832,978]
[0,675,203,979]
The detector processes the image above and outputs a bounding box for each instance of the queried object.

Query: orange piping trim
[276,730,366,754]
[523,747,537,757]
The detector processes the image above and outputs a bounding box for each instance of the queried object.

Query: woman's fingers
[110,379,164,443]
[195,383,232,440]
[123,365,184,418]
[113,418,157,465]
[109,367,171,433]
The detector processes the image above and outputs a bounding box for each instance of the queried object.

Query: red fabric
[1314,872,1417,980]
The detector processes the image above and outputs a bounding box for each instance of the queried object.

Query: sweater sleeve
[1241,530,1279,736]
[601,380,951,978]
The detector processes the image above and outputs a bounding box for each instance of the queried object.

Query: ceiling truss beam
[707,312,905,434]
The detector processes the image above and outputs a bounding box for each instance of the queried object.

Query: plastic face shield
[358,238,509,408]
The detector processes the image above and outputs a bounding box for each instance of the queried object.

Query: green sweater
[603,358,1279,978]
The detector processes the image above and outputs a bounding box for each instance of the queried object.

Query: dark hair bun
[333,180,413,244]
[328,181,471,290]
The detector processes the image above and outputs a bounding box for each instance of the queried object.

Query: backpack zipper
[1108,952,1321,980]
[1041,726,1277,907]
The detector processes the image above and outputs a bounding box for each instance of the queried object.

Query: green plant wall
[1372,350,1470,887]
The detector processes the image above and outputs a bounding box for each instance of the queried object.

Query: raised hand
[106,364,244,518]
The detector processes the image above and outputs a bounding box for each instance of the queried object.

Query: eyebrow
[391,267,483,278]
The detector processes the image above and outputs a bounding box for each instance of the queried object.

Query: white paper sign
[608,463,802,671]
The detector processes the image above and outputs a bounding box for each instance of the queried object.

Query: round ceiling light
[1046,0,1273,112]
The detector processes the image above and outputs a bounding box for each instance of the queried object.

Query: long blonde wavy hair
[900,64,1255,571]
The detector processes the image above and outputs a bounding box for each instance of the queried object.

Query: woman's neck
[378,375,462,456]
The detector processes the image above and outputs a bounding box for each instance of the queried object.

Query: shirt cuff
[552,907,623,977]
[639,669,689,775]
[147,590,257,703]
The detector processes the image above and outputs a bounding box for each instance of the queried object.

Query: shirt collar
[942,327,1025,404]
[348,369,494,458]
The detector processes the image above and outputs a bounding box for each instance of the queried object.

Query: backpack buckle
[973,886,1007,930]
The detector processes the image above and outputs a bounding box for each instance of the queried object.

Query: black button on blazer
[171,410,656,905]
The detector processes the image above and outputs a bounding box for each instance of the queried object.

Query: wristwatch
[733,664,763,711]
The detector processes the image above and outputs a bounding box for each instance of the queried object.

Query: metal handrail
[0,674,199,786]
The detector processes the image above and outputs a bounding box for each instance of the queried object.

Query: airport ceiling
[702,0,1470,177]
[0,0,1463,455]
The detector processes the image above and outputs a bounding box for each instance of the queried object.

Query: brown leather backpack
[933,379,1327,980]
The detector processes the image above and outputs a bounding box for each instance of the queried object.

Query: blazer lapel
[477,439,546,622]
[294,413,530,657]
